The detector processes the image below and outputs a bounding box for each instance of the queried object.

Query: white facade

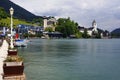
[87,30,93,36]
[43,17,57,30]
[43,18,47,30]
[79,30,84,33]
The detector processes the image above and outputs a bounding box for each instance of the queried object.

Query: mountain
[0,0,40,21]
[111,28,120,33]
[111,28,120,38]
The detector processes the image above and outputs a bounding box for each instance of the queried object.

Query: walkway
[0,40,9,80]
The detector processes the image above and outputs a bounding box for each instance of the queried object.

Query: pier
[0,40,26,80]
[0,40,9,80]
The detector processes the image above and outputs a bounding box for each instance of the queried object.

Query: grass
[0,17,35,28]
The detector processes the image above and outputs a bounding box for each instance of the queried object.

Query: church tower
[92,20,97,32]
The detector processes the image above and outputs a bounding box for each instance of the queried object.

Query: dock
[0,40,26,80]
[0,40,9,80]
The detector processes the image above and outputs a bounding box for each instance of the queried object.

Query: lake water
[18,39,120,80]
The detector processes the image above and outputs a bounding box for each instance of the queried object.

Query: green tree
[55,17,81,38]
[0,7,8,19]
[32,18,43,26]
[82,29,90,38]
[75,32,82,38]
[45,27,53,32]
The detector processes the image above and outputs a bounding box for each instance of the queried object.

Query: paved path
[0,40,9,80]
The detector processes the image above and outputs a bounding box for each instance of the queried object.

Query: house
[16,24,43,37]
[43,16,57,31]
[78,26,85,33]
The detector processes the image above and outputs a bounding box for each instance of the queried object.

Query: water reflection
[18,39,120,80]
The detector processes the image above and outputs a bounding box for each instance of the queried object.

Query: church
[87,20,98,36]
[78,20,109,38]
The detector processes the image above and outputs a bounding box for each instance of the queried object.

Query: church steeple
[92,20,97,32]
[92,20,96,27]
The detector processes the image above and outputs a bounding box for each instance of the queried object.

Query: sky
[10,0,120,31]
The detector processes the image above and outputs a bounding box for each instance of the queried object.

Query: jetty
[0,40,9,80]
[0,40,26,80]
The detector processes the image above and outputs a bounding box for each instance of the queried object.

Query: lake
[18,39,120,80]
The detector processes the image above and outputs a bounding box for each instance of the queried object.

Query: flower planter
[5,62,23,66]
[8,49,17,56]
[4,56,23,62]
[3,64,24,75]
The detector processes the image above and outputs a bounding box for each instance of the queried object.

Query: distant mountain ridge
[0,0,41,21]
[111,28,120,33]
[111,28,120,38]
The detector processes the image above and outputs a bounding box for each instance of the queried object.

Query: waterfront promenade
[0,40,9,80]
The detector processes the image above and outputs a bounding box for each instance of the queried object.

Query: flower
[4,56,23,62]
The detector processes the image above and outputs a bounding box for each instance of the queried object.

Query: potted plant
[4,56,23,66]
[3,64,24,75]
[3,56,24,75]
[8,46,17,55]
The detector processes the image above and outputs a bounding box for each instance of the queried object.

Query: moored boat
[14,39,27,47]
[14,33,28,47]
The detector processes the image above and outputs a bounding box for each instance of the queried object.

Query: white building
[87,20,98,36]
[43,18,48,30]
[43,17,57,31]
[78,20,98,36]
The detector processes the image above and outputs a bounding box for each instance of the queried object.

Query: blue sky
[10,0,120,31]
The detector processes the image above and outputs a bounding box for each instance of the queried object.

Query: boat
[14,33,28,47]
[14,39,27,47]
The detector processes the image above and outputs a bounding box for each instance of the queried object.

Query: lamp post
[9,7,14,48]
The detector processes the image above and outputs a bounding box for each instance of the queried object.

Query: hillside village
[0,0,118,39]
[0,16,110,39]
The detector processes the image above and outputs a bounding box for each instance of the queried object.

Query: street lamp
[9,7,14,48]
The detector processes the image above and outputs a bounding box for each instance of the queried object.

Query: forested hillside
[0,0,40,21]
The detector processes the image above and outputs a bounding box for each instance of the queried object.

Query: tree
[0,7,8,19]
[32,18,43,26]
[92,31,101,38]
[75,32,82,38]
[82,29,90,38]
[45,27,53,32]
[55,17,81,38]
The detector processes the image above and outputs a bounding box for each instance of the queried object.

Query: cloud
[10,0,120,31]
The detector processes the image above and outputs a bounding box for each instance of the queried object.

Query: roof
[88,27,94,30]
[78,26,85,30]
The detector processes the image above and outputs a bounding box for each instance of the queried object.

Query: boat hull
[14,39,27,47]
